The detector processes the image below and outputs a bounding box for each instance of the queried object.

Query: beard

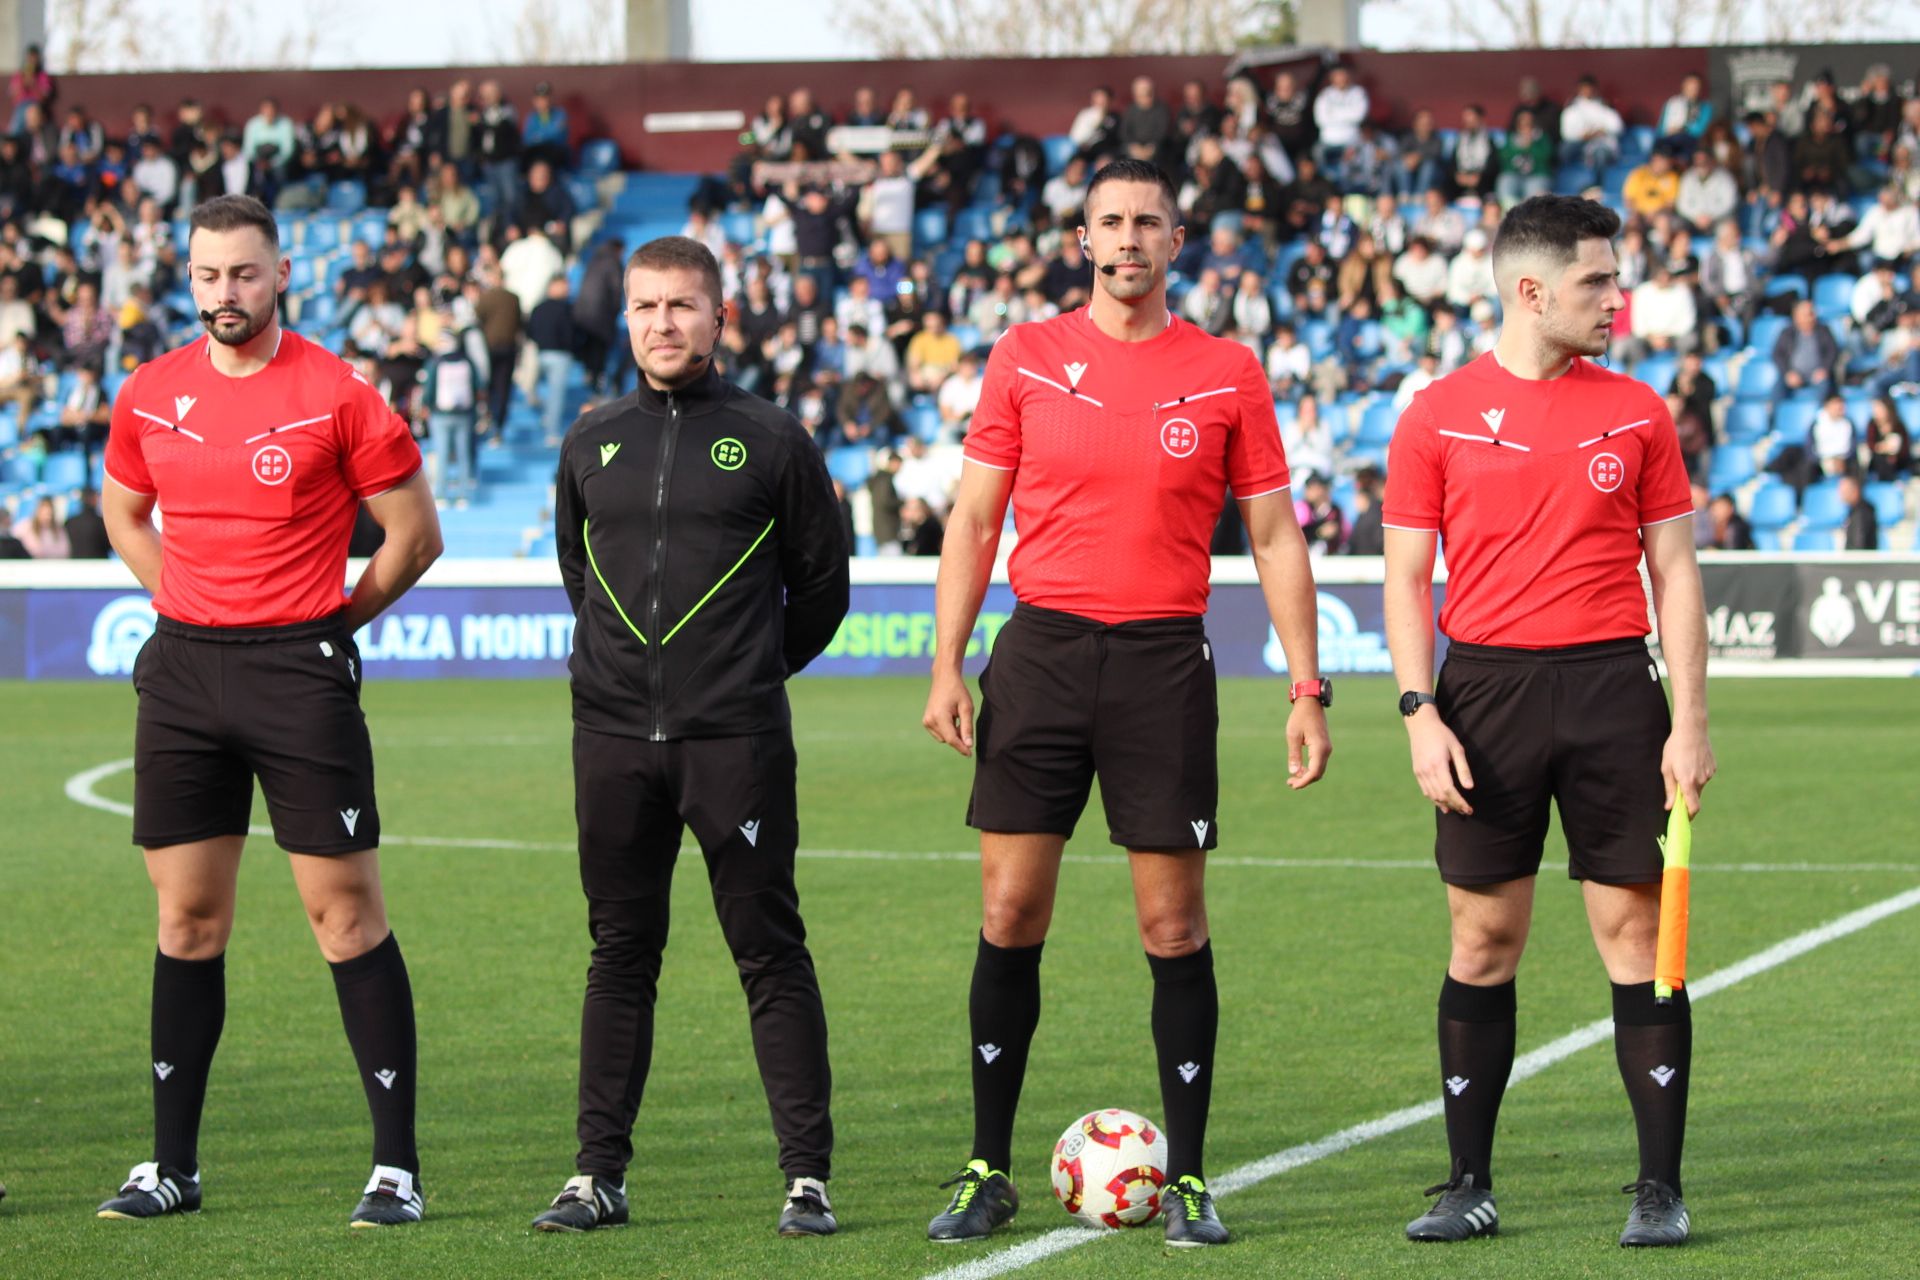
[202,300,274,347]
[1541,291,1609,357]
[1094,256,1158,301]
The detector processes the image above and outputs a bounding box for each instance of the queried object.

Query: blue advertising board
[9,580,1437,681]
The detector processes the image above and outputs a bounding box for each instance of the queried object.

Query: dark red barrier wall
[54,47,1709,175]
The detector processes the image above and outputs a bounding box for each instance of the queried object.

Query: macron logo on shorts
[341,808,361,836]
[740,819,761,847]
[1190,819,1209,847]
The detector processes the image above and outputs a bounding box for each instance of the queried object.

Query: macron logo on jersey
[1063,361,1088,389]
[1480,407,1505,435]
[173,395,198,421]
[600,442,621,467]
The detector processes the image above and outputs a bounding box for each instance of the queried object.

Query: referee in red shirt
[97,195,443,1227]
[1382,196,1715,1248]
[921,159,1330,1248]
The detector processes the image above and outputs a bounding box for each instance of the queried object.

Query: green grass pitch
[1,675,1915,1278]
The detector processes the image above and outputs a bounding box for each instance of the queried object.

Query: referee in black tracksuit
[533,236,850,1238]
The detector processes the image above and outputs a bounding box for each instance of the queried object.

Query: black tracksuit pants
[570,725,833,1182]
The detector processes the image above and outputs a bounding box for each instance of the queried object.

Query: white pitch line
[921,882,1920,1280]
[62,760,1920,875]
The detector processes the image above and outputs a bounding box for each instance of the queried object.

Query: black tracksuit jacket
[555,367,849,741]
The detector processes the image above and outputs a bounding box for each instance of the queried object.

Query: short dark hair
[1084,158,1181,224]
[189,194,279,251]
[1492,195,1621,280]
[626,235,723,306]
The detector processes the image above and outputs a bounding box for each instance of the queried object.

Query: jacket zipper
[647,392,680,740]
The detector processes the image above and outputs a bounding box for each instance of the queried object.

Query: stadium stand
[2,66,1917,560]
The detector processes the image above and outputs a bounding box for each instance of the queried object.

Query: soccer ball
[1050,1108,1169,1229]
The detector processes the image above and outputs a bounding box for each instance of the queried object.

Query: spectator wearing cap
[1445,228,1496,311]
[1312,64,1369,170]
[521,81,571,170]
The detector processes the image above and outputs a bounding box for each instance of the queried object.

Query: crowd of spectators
[689,62,1920,554]
[3,47,1918,558]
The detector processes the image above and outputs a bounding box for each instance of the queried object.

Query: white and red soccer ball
[1050,1108,1169,1229]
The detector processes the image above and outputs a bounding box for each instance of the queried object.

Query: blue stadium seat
[566,177,598,213]
[1302,320,1336,361]
[1864,481,1906,527]
[1748,314,1788,353]
[1793,527,1841,551]
[1764,275,1807,299]
[1042,135,1078,176]
[299,293,337,329]
[1813,274,1857,319]
[721,210,757,246]
[1798,481,1848,530]
[353,213,386,247]
[826,445,871,489]
[1707,448,1755,491]
[1752,527,1783,551]
[0,454,35,486]
[1745,482,1798,531]
[950,322,982,351]
[913,207,949,253]
[304,219,341,252]
[1623,125,1655,161]
[286,257,316,291]
[1735,358,1780,401]
[578,139,621,175]
[905,399,942,441]
[1897,395,1920,433]
[1554,164,1596,195]
[1724,401,1771,444]
[1771,398,1819,444]
[1635,353,1678,393]
[42,451,87,491]
[953,208,994,244]
[1355,401,1398,448]
[327,181,368,215]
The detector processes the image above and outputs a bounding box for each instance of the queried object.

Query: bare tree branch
[840,0,1261,57]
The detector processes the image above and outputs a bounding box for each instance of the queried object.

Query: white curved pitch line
[62,759,1920,874]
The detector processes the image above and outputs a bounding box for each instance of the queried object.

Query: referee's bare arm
[343,471,443,631]
[923,460,1015,755]
[1642,517,1716,816]
[1383,527,1475,815]
[102,479,163,595]
[1242,491,1331,788]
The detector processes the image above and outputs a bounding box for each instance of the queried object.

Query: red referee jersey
[1382,353,1692,648]
[964,308,1290,622]
[104,331,421,627]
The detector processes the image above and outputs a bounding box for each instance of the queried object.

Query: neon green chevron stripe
[661,519,776,645]
[583,518,648,644]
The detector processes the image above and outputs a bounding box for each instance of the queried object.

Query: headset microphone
[198,309,223,324]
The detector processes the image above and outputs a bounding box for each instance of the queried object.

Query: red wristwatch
[1288,678,1333,707]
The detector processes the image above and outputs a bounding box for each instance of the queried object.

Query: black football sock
[1148,942,1218,1185]
[151,949,226,1177]
[968,933,1044,1173]
[329,932,419,1175]
[1612,981,1691,1196]
[1437,974,1516,1191]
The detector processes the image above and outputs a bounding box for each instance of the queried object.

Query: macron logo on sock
[978,1043,1002,1064]
[1650,1065,1676,1088]
[375,1068,397,1090]
[1177,1061,1202,1084]
[1445,1075,1470,1096]
[153,1061,175,1081]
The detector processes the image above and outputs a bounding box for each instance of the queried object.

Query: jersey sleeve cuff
[103,468,155,497]
[354,462,423,501]
[1380,514,1440,531]
[962,451,1017,471]
[1639,504,1693,528]
[1236,482,1292,500]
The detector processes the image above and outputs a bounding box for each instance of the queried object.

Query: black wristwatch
[1399,691,1437,717]
[1289,678,1333,707]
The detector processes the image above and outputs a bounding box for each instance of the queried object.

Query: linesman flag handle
[1654,805,1692,1004]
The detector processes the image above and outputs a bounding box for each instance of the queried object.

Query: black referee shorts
[131,613,379,855]
[1434,637,1671,887]
[967,603,1219,850]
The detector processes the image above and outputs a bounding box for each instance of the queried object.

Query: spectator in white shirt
[1445,228,1497,311]
[1628,264,1700,359]
[1393,351,1440,410]
[1844,186,1920,266]
[1559,76,1624,170]
[937,351,983,434]
[836,274,888,339]
[1675,148,1739,233]
[1811,393,1856,475]
[1069,86,1118,152]
[1283,393,1336,480]
[1393,236,1450,309]
[1312,65,1370,168]
[1265,321,1310,398]
[500,225,564,316]
[1411,188,1466,254]
[1042,155,1090,221]
[1232,271,1272,345]
[860,150,917,261]
[131,138,179,210]
[842,322,900,386]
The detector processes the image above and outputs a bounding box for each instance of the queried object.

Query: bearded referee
[1382,195,1715,1248]
[921,159,1330,1248]
[97,195,442,1226]
[537,236,849,1237]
